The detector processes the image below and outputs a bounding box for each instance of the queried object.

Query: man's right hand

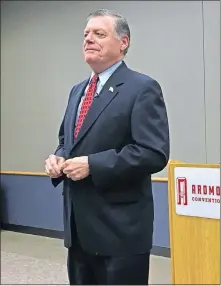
[45,155,65,178]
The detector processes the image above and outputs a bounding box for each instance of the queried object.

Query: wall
[0,1,220,255]
[203,1,220,163]
[1,1,220,178]
[0,175,170,251]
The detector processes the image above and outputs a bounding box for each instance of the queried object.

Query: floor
[1,230,171,285]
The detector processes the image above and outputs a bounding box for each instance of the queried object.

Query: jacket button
[95,252,98,255]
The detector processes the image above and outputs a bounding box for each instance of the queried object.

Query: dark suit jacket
[52,62,170,256]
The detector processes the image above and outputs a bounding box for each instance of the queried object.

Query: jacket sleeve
[88,79,170,189]
[51,88,74,187]
[51,117,66,187]
[54,118,66,158]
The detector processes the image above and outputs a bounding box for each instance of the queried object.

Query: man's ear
[120,35,129,52]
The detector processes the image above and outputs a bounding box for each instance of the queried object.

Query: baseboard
[151,245,170,258]
[1,223,170,258]
[1,223,64,239]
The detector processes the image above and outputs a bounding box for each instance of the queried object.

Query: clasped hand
[45,155,89,181]
[62,156,89,181]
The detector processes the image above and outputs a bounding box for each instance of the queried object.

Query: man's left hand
[62,156,90,181]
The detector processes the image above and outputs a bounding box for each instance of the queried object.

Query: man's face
[83,16,128,70]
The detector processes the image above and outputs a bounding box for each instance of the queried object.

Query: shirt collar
[89,61,122,86]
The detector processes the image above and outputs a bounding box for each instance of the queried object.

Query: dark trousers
[68,206,150,285]
[67,243,150,285]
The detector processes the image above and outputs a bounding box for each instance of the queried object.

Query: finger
[58,157,65,164]
[63,167,81,176]
[45,165,58,178]
[45,161,58,176]
[68,170,82,181]
[63,166,74,172]
[58,158,65,169]
[59,161,66,171]
[66,170,74,179]
[45,165,50,174]
[60,161,68,171]
[51,161,60,174]
[48,167,57,177]
[63,162,78,172]
[45,160,54,174]
[66,173,72,179]
[62,159,73,167]
[49,156,61,175]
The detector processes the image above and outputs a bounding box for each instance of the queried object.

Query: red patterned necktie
[74,74,98,139]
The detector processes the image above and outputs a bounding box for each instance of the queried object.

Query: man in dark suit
[45,8,169,285]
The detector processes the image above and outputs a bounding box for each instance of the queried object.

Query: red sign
[177,177,188,205]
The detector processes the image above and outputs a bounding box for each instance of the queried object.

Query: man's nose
[85,33,94,43]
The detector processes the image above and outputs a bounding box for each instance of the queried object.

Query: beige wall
[1,1,220,177]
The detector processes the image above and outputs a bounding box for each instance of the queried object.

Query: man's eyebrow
[84,28,106,33]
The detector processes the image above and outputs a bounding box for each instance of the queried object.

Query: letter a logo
[177,177,188,206]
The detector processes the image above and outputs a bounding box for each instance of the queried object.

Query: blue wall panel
[0,175,169,248]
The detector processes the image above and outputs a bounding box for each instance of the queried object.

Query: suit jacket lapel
[72,62,127,148]
[66,79,88,153]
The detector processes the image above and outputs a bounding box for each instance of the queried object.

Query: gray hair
[87,9,131,55]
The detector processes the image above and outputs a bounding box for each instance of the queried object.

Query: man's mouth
[86,48,98,52]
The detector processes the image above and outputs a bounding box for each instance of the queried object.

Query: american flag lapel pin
[109,86,114,92]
